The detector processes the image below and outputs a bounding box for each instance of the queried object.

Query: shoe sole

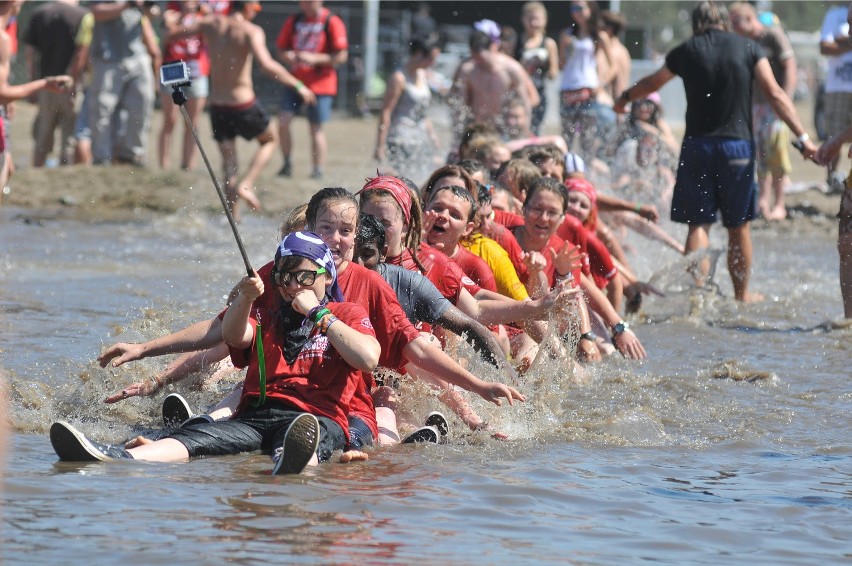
[402,425,439,444]
[50,421,110,462]
[273,414,320,475]
[424,412,449,437]
[162,393,193,426]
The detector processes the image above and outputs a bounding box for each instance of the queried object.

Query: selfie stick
[169,83,254,277]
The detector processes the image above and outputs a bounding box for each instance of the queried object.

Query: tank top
[387,70,432,144]
[517,35,549,89]
[560,35,598,91]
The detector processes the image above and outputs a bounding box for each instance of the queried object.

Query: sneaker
[828,172,847,195]
[424,411,449,438]
[402,425,439,444]
[272,413,320,475]
[162,393,193,427]
[181,414,215,427]
[310,168,323,179]
[278,162,292,177]
[50,421,134,462]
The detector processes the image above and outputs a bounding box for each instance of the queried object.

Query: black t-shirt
[24,2,87,77]
[665,29,765,140]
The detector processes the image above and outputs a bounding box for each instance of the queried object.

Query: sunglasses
[272,267,327,287]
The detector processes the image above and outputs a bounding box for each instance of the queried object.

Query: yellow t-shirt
[462,233,529,301]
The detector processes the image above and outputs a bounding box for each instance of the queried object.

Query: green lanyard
[252,318,267,408]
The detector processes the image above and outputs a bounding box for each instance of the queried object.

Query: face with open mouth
[425,188,475,253]
[309,200,358,266]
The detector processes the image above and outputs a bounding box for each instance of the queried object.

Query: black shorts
[346,415,374,450]
[210,100,270,142]
[167,400,345,462]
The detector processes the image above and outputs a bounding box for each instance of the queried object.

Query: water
[2,206,851,564]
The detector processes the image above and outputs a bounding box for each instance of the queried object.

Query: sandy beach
[1,101,842,235]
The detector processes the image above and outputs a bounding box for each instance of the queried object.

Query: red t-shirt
[164,11,210,78]
[230,302,374,442]
[251,261,421,441]
[451,246,497,292]
[555,215,616,289]
[275,8,348,95]
[386,243,482,304]
[510,230,582,289]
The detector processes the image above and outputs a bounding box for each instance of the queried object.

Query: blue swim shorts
[279,88,333,124]
[671,136,757,228]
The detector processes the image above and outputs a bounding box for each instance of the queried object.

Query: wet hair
[527,144,566,166]
[692,1,729,35]
[501,158,542,198]
[523,176,568,214]
[469,30,493,52]
[601,10,625,36]
[397,175,420,194]
[359,180,425,260]
[427,184,478,223]
[278,203,308,239]
[305,187,359,231]
[356,213,386,251]
[410,37,439,56]
[422,164,480,208]
[456,159,491,184]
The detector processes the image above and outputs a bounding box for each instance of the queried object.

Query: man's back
[202,15,255,105]
[666,29,763,139]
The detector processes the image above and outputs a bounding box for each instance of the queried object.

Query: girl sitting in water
[52,232,381,474]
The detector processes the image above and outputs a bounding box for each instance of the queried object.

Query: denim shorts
[346,415,374,450]
[279,87,333,124]
[671,136,757,228]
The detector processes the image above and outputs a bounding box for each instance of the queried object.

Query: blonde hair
[278,203,308,239]
[522,1,547,25]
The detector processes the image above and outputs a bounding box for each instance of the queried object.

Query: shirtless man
[170,0,315,220]
[450,21,538,144]
[0,0,72,207]
[598,10,631,108]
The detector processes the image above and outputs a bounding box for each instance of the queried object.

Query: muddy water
[1,205,850,564]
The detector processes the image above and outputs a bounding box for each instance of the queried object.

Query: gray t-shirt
[377,263,451,324]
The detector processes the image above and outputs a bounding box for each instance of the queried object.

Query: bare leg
[218,138,240,220]
[309,121,326,175]
[74,139,92,165]
[757,174,771,218]
[158,92,178,169]
[234,125,275,212]
[127,437,191,462]
[685,223,711,286]
[769,173,788,220]
[727,223,762,302]
[277,111,295,171]
[181,96,206,170]
[839,232,852,318]
[372,385,400,446]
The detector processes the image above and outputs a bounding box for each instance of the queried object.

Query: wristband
[580,331,598,342]
[796,132,809,144]
[635,203,643,214]
[319,314,339,334]
[294,80,305,90]
[555,270,574,282]
[307,305,323,322]
[311,307,331,325]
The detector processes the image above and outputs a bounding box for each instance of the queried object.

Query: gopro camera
[160,60,191,88]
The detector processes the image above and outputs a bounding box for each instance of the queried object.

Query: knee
[371,385,397,407]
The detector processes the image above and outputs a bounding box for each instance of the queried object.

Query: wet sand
[1,102,842,235]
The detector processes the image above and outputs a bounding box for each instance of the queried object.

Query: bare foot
[124,435,154,449]
[737,292,765,303]
[237,185,262,211]
[338,450,369,463]
[768,206,787,221]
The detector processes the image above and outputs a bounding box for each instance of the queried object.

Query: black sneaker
[278,162,292,177]
[181,414,215,427]
[162,393,193,426]
[402,425,439,444]
[424,411,449,438]
[50,421,134,462]
[272,413,320,475]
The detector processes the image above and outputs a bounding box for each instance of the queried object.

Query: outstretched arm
[98,317,225,368]
[248,25,316,104]
[438,304,515,377]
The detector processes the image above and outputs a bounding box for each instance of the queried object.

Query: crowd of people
[37,1,852,473]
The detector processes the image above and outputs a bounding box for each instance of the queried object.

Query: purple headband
[275,231,344,302]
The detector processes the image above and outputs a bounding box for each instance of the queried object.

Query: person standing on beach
[819,2,852,194]
[275,0,348,180]
[616,1,816,303]
[168,0,315,221]
[0,0,72,207]
[23,0,86,168]
[730,3,797,221]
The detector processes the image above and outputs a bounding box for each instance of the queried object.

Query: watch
[611,321,629,337]
[580,331,598,342]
